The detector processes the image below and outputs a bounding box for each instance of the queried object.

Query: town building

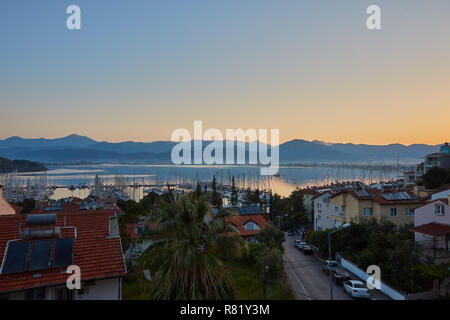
[125,219,156,262]
[330,189,424,228]
[424,143,450,173]
[313,191,344,231]
[411,193,450,261]
[227,206,268,241]
[0,210,127,300]
[299,189,319,222]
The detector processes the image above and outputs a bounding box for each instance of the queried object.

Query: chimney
[109,216,119,237]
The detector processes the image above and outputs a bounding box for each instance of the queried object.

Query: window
[334,207,340,214]
[435,203,445,216]
[405,208,414,216]
[317,215,322,221]
[363,208,373,216]
[244,221,260,231]
[317,203,322,211]
[390,208,397,217]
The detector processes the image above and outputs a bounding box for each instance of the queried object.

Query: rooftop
[0,211,126,294]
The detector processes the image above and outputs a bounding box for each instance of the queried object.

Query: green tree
[140,191,162,213]
[15,198,36,214]
[195,181,202,198]
[138,194,238,299]
[211,174,222,207]
[231,176,238,206]
[420,166,450,189]
[256,247,284,281]
[255,224,285,251]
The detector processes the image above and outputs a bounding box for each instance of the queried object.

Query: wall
[378,204,415,226]
[340,257,406,300]
[0,188,15,216]
[73,278,121,300]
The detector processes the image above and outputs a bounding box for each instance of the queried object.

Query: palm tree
[138,193,240,299]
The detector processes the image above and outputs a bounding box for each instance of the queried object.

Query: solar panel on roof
[53,238,74,268]
[382,194,392,200]
[355,190,369,197]
[28,240,52,271]
[236,206,262,215]
[2,241,29,274]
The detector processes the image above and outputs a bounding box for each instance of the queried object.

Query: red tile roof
[300,189,320,196]
[227,214,268,237]
[410,222,450,237]
[0,212,126,294]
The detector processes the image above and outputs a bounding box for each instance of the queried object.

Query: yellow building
[330,189,424,228]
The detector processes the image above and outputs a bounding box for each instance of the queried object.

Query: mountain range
[0,134,442,164]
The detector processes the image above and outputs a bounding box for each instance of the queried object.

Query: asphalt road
[283,234,391,300]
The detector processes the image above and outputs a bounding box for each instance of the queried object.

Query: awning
[410,222,450,237]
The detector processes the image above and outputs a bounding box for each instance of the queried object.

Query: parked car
[321,260,339,274]
[343,280,370,299]
[332,270,351,285]
[296,242,307,250]
[301,245,313,254]
[294,240,302,248]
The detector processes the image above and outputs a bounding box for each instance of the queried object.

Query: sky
[0,0,449,145]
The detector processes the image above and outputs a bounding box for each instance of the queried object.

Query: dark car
[302,245,313,255]
[332,270,351,285]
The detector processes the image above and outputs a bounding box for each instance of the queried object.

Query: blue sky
[1,1,449,144]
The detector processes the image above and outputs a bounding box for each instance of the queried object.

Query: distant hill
[279,139,358,162]
[0,157,47,173]
[0,135,443,164]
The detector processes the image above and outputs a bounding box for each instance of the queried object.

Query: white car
[296,242,307,250]
[343,280,370,299]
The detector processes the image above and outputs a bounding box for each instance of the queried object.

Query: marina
[0,163,407,203]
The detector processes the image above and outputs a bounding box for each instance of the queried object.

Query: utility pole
[262,266,269,300]
[328,223,351,300]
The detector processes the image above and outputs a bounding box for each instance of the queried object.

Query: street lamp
[328,223,350,300]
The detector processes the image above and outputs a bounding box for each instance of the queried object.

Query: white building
[313,192,344,231]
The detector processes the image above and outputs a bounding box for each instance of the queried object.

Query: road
[283,234,391,300]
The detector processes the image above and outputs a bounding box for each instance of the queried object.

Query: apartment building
[330,189,424,228]
[313,191,344,231]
